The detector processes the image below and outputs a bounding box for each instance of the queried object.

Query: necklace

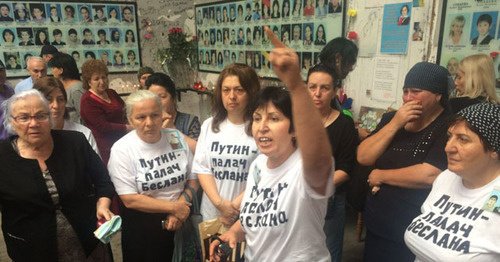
[322,109,332,126]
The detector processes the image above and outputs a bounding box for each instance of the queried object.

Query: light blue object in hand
[93,215,122,244]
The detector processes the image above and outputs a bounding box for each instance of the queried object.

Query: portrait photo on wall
[0,1,141,77]
[437,0,498,73]
[195,0,345,78]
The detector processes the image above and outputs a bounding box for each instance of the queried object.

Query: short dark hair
[83,28,92,35]
[48,52,80,80]
[2,29,15,41]
[0,4,10,11]
[65,5,75,14]
[319,37,358,80]
[98,29,106,36]
[307,63,336,84]
[145,72,177,101]
[477,14,492,26]
[247,86,294,136]
[491,195,498,201]
[52,29,62,36]
[68,28,77,35]
[400,4,409,14]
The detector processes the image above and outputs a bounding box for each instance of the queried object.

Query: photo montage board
[438,0,499,82]
[195,0,345,79]
[0,1,141,77]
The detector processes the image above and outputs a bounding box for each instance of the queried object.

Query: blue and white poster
[381,2,411,54]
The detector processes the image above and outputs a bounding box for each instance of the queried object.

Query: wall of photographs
[0,1,140,77]
[438,0,499,81]
[195,0,345,78]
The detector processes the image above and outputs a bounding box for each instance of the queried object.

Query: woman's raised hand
[265,26,303,91]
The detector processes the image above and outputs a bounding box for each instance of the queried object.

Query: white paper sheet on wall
[372,56,400,102]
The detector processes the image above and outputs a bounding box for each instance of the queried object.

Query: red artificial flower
[490,52,499,58]
[193,36,197,41]
[347,31,358,40]
[169,29,174,34]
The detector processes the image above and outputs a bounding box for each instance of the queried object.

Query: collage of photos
[439,0,499,83]
[0,1,140,77]
[195,0,344,78]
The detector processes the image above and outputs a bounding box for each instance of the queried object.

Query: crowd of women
[0,24,498,261]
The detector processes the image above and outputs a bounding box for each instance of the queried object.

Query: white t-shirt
[240,150,334,261]
[108,129,195,201]
[63,120,100,156]
[404,169,500,262]
[192,118,259,221]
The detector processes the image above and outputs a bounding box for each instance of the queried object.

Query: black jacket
[0,130,115,261]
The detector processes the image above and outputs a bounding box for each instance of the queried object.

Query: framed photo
[195,0,345,79]
[0,1,142,78]
[437,0,499,81]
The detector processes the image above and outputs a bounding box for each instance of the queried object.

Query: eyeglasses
[11,113,50,124]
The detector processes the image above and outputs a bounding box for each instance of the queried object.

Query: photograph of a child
[470,12,498,45]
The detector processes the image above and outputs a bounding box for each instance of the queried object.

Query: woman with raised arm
[209,26,334,261]
[193,64,260,228]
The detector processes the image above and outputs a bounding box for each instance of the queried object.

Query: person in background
[397,4,410,26]
[80,59,131,164]
[357,62,451,261]
[94,6,107,22]
[329,0,342,13]
[0,89,115,261]
[48,52,85,124]
[0,4,14,21]
[48,5,61,22]
[146,73,200,152]
[108,8,119,23]
[33,76,99,154]
[3,29,16,47]
[0,60,14,140]
[308,64,357,262]
[303,0,315,16]
[6,55,21,70]
[14,56,47,93]
[450,53,499,113]
[121,6,134,23]
[34,30,50,45]
[316,0,328,15]
[18,28,34,46]
[51,29,65,45]
[137,66,154,90]
[405,103,500,261]
[40,45,58,63]
[63,5,75,22]
[210,27,334,261]
[14,3,30,22]
[79,6,92,23]
[445,15,466,46]
[108,90,196,262]
[471,14,493,45]
[192,63,260,227]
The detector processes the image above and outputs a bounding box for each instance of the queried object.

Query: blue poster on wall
[381,2,411,54]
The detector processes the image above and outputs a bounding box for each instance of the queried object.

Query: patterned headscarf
[457,103,500,154]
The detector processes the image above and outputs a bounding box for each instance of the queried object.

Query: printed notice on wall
[372,56,400,102]
[381,2,412,54]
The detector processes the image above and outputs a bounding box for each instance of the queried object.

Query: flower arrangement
[157,27,198,69]
[157,27,198,89]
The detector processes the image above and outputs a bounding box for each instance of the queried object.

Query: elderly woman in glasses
[0,89,115,261]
